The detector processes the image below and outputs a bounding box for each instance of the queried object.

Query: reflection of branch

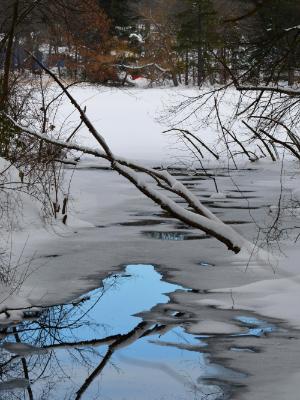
[148,339,206,353]
[44,322,171,351]
[0,297,176,399]
[75,321,151,400]
[73,321,177,399]
[43,334,121,350]
[13,328,33,400]
[0,295,90,320]
[75,348,113,400]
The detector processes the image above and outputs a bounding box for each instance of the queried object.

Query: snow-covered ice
[1,85,300,399]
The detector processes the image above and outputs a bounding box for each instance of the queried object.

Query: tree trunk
[171,73,179,87]
[197,47,204,86]
[288,52,295,86]
[196,3,204,86]
[0,0,19,110]
[219,48,228,84]
[192,64,196,86]
[185,51,189,85]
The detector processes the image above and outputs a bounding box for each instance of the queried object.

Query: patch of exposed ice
[2,342,48,356]
[186,320,243,335]
[0,379,29,391]
[210,192,227,200]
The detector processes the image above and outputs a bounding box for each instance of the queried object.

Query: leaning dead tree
[5,56,248,254]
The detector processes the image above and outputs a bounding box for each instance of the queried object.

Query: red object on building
[131,74,142,80]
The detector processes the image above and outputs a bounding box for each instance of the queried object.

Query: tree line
[1,0,300,89]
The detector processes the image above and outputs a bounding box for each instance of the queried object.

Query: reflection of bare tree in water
[0,276,123,399]
[0,275,220,400]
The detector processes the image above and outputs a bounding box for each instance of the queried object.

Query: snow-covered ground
[1,85,300,398]
[55,85,242,165]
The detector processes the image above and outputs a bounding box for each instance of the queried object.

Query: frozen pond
[1,163,300,400]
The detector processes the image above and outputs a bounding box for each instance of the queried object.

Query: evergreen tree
[237,0,300,85]
[98,0,137,29]
[176,0,219,85]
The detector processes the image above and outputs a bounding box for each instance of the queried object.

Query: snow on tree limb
[3,53,246,254]
[237,85,300,96]
[7,115,244,254]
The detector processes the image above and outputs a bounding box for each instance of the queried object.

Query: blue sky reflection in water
[81,264,183,336]
[50,265,223,400]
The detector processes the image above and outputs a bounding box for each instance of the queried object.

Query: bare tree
[5,55,247,254]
